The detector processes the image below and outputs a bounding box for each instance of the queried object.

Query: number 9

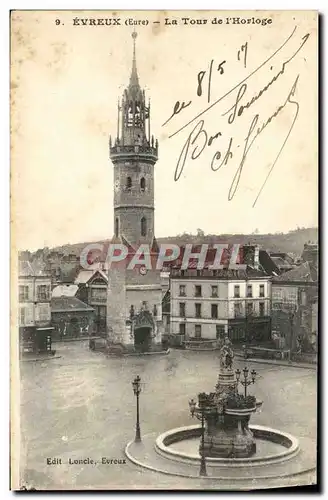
[55,19,61,25]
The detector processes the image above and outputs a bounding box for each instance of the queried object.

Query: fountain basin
[155,424,299,467]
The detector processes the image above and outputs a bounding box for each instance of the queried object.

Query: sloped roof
[75,270,94,284]
[75,269,108,285]
[259,250,280,276]
[52,284,78,298]
[95,270,108,282]
[273,261,317,283]
[51,297,94,313]
[270,252,294,265]
[270,256,293,269]
[169,245,268,278]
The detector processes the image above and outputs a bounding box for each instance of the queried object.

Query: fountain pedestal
[204,405,257,458]
[199,337,260,458]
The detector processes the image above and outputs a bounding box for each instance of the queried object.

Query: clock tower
[110,31,158,247]
[107,32,163,353]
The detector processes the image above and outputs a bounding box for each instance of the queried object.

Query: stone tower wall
[113,161,155,245]
[106,267,128,344]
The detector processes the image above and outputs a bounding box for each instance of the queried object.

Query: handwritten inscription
[162,27,310,207]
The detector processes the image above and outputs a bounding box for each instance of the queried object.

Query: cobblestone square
[19,342,317,490]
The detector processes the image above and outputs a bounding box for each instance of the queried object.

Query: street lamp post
[235,367,257,398]
[189,395,207,477]
[132,375,142,442]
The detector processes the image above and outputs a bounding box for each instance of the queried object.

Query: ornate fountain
[190,336,262,459]
[125,335,314,487]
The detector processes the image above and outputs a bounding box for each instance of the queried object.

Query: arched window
[141,217,147,237]
[140,177,145,192]
[126,176,132,190]
[115,217,119,237]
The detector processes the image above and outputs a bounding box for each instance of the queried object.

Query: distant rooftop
[273,261,318,283]
[19,260,50,277]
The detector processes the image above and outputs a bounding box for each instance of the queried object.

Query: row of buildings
[17,33,318,356]
[165,242,318,352]
[18,241,318,354]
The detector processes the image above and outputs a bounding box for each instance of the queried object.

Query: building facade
[106,32,163,353]
[51,297,94,340]
[271,260,318,353]
[18,260,53,352]
[75,269,108,333]
[170,267,271,346]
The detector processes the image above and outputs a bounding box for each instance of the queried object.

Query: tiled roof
[272,262,317,283]
[51,297,94,312]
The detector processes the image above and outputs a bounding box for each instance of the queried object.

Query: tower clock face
[114,179,120,192]
[139,266,148,276]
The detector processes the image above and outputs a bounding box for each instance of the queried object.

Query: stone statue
[220,336,234,370]
[141,301,148,311]
[129,305,135,319]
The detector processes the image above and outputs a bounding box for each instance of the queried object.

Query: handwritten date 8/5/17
[163,42,248,126]
[198,43,247,103]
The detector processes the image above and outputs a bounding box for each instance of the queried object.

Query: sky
[11,10,318,250]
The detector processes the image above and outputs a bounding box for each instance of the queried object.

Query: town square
[12,11,318,491]
[19,341,316,490]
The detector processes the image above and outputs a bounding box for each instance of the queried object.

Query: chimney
[254,245,260,269]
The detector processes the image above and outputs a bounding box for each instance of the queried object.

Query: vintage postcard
[11,10,318,491]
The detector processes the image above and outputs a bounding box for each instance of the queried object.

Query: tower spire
[130,30,139,88]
